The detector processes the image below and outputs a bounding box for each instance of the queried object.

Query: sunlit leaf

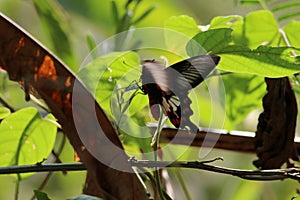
[238,10,279,48]
[217,45,300,77]
[209,15,243,29]
[164,15,200,38]
[0,107,57,178]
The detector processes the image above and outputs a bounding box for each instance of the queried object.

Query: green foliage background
[0,0,300,199]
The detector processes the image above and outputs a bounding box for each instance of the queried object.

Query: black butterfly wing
[141,55,220,131]
[142,61,182,125]
[141,61,169,120]
[165,55,220,91]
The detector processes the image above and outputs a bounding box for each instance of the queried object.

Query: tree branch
[129,158,300,181]
[0,163,85,174]
[2,160,300,182]
[154,126,300,155]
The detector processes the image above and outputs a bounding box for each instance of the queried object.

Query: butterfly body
[141,55,220,131]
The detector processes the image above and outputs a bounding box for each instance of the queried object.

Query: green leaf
[284,20,300,48]
[0,107,57,178]
[186,28,233,56]
[33,0,77,70]
[86,34,99,60]
[237,10,279,48]
[222,74,265,127]
[209,15,243,29]
[0,107,10,119]
[164,15,201,55]
[217,45,300,77]
[34,190,51,200]
[164,15,200,38]
[111,0,119,25]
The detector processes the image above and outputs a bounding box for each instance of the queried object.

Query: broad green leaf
[164,15,201,55]
[222,74,265,127]
[283,20,300,48]
[238,10,279,48]
[186,28,233,56]
[217,45,300,77]
[33,0,77,70]
[0,107,57,178]
[0,107,10,119]
[164,15,200,38]
[34,190,51,200]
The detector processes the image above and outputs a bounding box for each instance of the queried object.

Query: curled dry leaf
[0,13,148,199]
[253,77,299,169]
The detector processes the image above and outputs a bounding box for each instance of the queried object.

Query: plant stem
[14,174,21,200]
[152,108,167,200]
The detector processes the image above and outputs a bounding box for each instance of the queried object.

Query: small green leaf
[34,190,51,200]
[111,0,119,25]
[209,15,243,29]
[86,34,99,60]
[186,28,233,56]
[0,107,57,178]
[0,107,10,119]
[217,45,300,77]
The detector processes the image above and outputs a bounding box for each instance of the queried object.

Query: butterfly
[141,55,220,132]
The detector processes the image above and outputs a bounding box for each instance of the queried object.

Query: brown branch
[130,158,300,181]
[152,126,300,155]
[2,158,300,182]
